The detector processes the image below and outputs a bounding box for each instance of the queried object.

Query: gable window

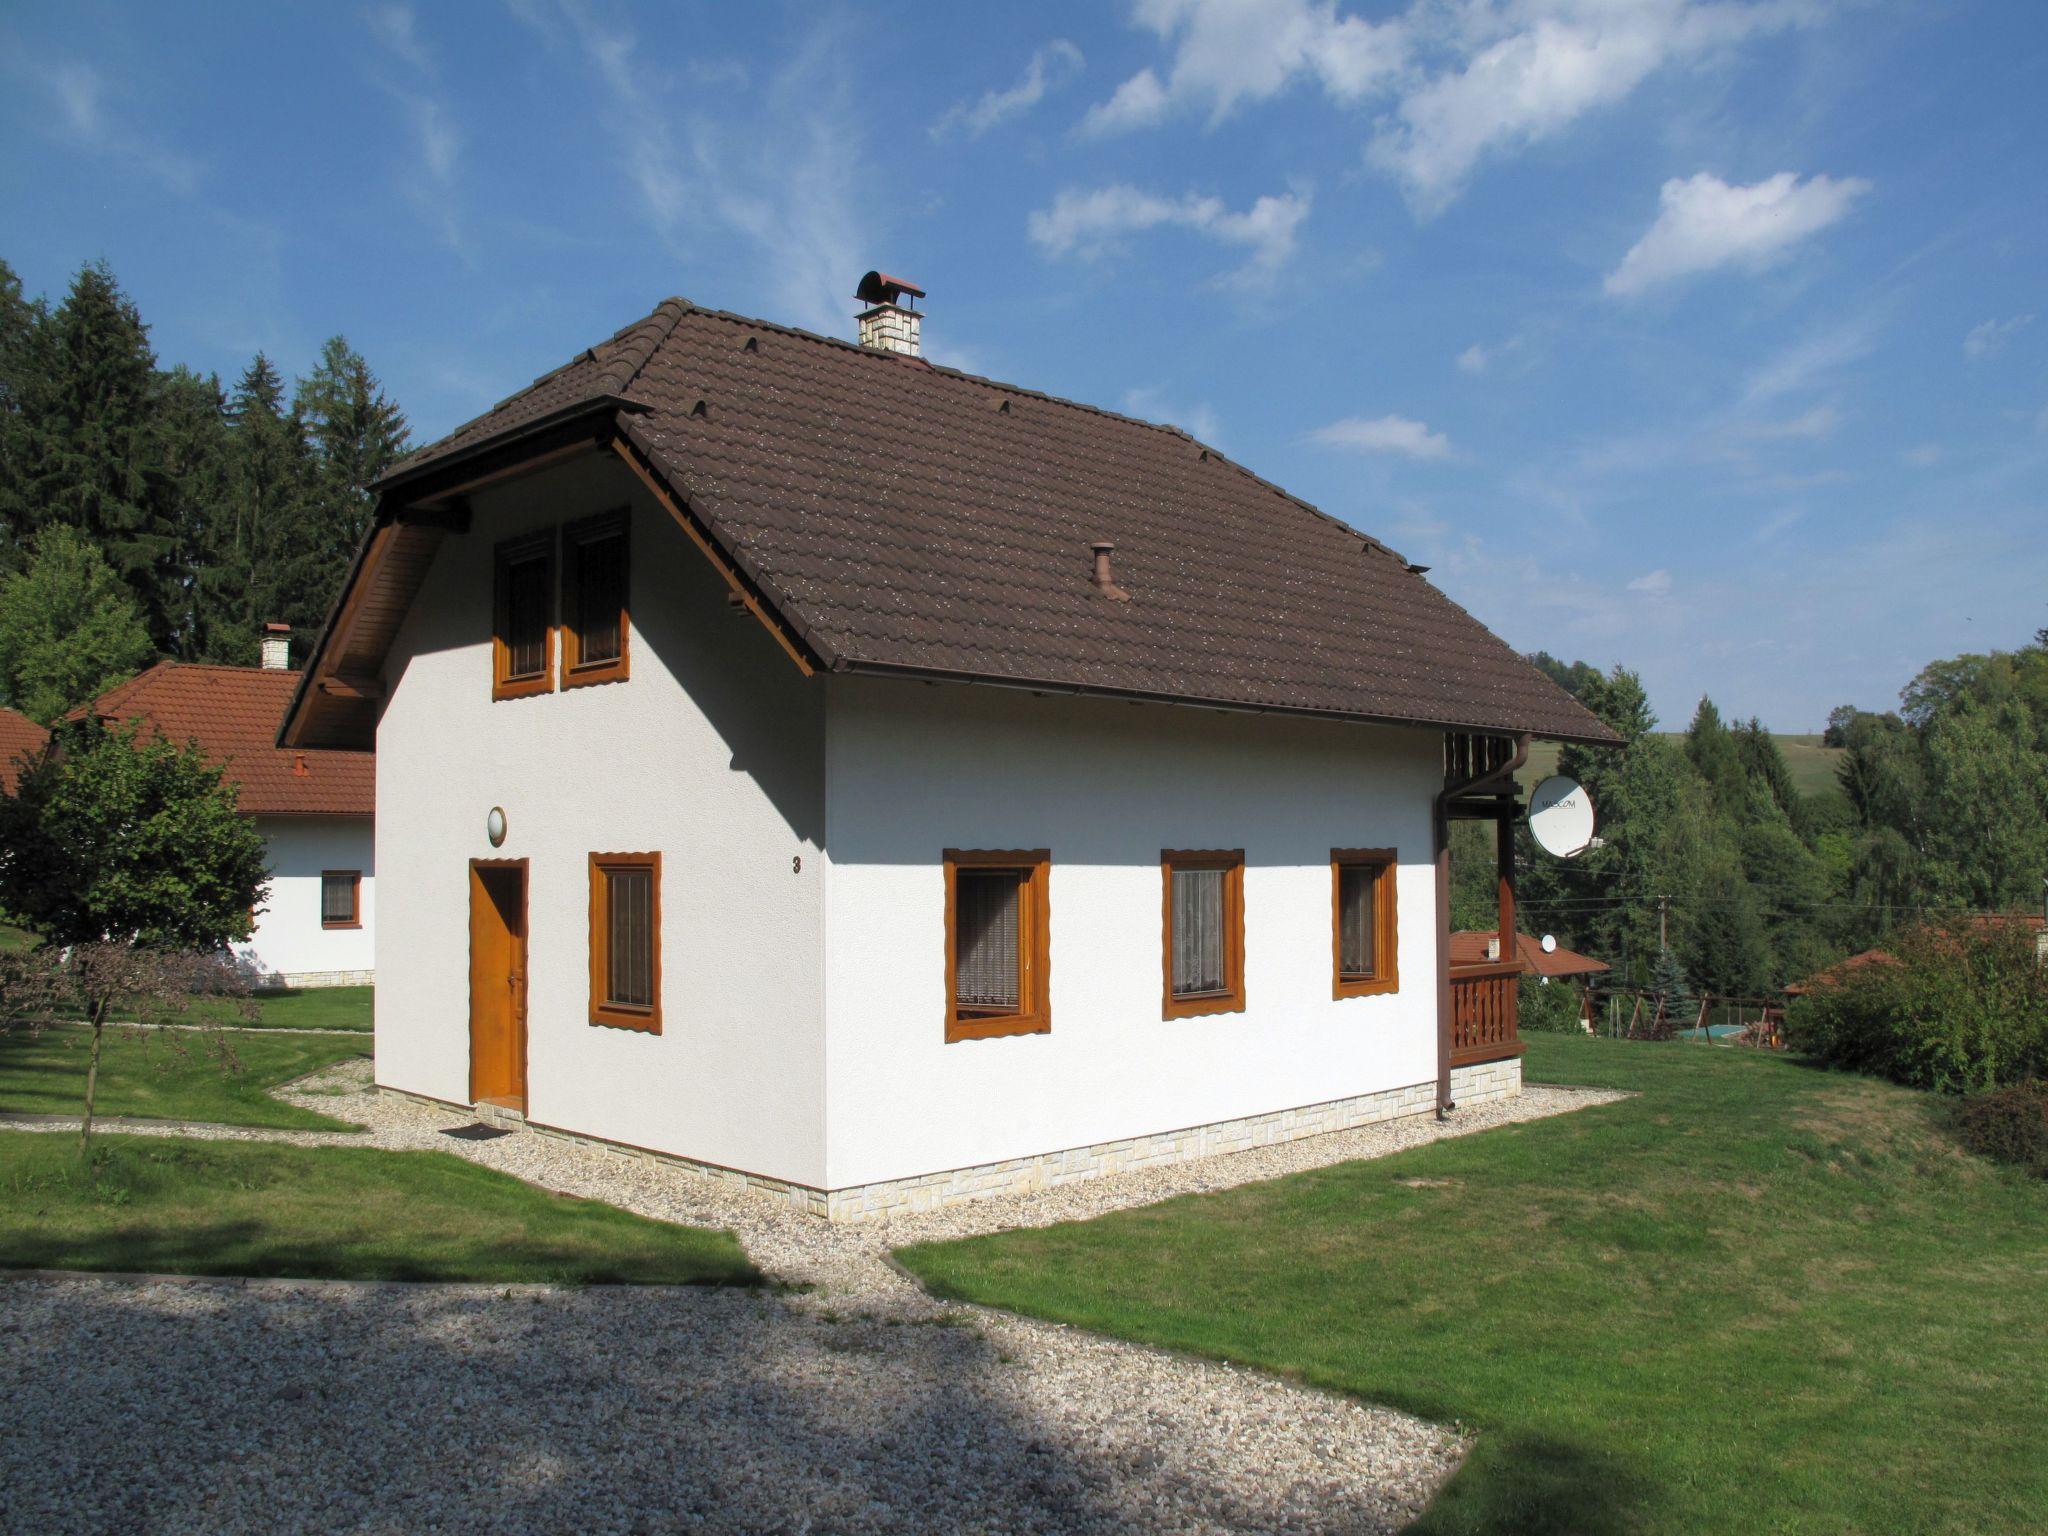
[1332,849,1399,998]
[944,849,1050,1042]
[589,852,661,1032]
[562,509,630,687]
[320,870,361,929]
[493,531,555,700]
[1161,849,1245,1019]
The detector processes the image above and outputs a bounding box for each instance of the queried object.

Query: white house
[281,276,1613,1218]
[90,642,374,988]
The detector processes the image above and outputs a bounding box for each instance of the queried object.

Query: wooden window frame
[319,870,361,930]
[492,530,556,701]
[588,851,662,1033]
[1331,848,1400,999]
[1161,849,1246,1020]
[560,508,630,689]
[943,849,1051,1043]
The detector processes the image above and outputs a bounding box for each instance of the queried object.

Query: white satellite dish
[1529,775,1596,858]
[1540,933,1558,954]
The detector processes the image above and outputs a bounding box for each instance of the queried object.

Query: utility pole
[1657,894,1671,950]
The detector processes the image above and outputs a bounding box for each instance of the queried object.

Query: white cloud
[1080,0,1404,136]
[1122,386,1222,444]
[1963,313,2034,360]
[366,3,462,247]
[1737,404,1841,441]
[1310,413,1452,460]
[1604,171,1870,297]
[1027,184,1311,277]
[1627,568,1673,595]
[1457,343,1489,375]
[1900,443,1942,468]
[32,58,202,194]
[934,40,1084,139]
[540,2,868,336]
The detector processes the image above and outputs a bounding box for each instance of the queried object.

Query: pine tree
[1649,945,1696,1033]
[202,354,320,664]
[30,263,175,637]
[294,335,408,620]
[0,257,54,569]
[148,366,233,659]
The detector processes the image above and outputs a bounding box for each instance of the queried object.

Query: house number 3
[792,855,802,874]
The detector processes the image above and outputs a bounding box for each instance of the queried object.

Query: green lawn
[202,984,372,1031]
[0,1026,367,1130]
[0,923,36,953]
[0,1132,758,1285]
[898,1038,2048,1535]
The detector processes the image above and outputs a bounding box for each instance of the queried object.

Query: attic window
[562,510,629,688]
[493,532,555,701]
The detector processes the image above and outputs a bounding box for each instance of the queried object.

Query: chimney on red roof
[855,271,924,358]
[260,622,291,671]
[1090,541,1130,602]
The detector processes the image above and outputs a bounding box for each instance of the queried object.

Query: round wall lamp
[486,806,508,848]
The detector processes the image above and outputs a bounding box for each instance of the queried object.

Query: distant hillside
[1521,734,1844,799]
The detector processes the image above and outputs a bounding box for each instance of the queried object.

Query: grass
[897,1037,2048,1535]
[0,923,36,953]
[1521,733,1843,799]
[199,984,372,1031]
[0,1131,759,1285]
[0,1025,367,1130]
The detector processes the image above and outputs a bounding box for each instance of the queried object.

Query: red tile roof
[310,297,1615,750]
[0,706,48,796]
[88,663,371,816]
[1449,929,1611,978]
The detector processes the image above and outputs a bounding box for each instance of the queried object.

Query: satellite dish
[1540,933,1558,954]
[1529,776,1596,858]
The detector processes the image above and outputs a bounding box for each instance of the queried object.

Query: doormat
[442,1123,513,1141]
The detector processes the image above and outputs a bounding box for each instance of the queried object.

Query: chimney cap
[263,621,292,634]
[855,271,925,307]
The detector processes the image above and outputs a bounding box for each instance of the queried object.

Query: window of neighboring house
[1332,849,1399,998]
[944,849,1050,1042]
[589,853,660,1032]
[320,871,362,930]
[1161,849,1245,1018]
[562,509,630,687]
[493,531,555,700]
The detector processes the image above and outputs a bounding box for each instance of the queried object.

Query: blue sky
[4,0,2043,730]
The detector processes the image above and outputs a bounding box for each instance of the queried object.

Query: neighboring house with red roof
[88,639,373,988]
[0,705,49,796]
[281,276,1615,1219]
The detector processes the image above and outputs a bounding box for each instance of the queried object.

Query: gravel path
[4,1061,1624,1534]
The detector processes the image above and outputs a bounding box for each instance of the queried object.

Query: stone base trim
[255,968,373,991]
[381,1058,1522,1223]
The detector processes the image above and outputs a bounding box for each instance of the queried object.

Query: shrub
[1953,1081,2048,1175]
[1517,973,1585,1033]
[1787,920,2048,1093]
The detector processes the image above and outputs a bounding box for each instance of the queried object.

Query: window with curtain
[945,850,1050,1041]
[589,853,661,1030]
[493,532,555,699]
[1332,849,1399,998]
[563,510,629,685]
[320,871,360,929]
[1161,850,1244,1018]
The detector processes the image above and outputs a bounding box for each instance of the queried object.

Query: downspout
[1435,733,1530,1118]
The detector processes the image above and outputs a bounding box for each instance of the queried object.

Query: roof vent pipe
[855,271,924,357]
[1091,541,1130,602]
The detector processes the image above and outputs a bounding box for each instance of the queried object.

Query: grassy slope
[0,1132,758,1285]
[0,1026,367,1129]
[1521,734,1842,799]
[897,1038,2048,1535]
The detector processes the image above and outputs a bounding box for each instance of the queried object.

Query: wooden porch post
[1497,810,1519,1041]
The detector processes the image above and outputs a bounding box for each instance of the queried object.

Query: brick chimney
[260,622,291,671]
[855,271,924,357]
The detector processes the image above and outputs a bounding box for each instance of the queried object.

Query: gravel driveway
[3,1062,1623,1534]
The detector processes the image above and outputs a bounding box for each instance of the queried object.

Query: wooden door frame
[468,857,530,1106]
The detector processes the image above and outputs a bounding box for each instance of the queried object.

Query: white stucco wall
[373,452,828,1186]
[238,815,375,985]
[819,679,1442,1190]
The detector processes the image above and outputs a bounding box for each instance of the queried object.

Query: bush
[1786,920,2048,1093]
[1517,973,1585,1033]
[1953,1081,2048,1175]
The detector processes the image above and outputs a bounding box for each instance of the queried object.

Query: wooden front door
[468,861,528,1108]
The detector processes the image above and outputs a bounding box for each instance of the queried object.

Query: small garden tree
[0,524,153,724]
[1650,946,1697,1034]
[0,717,266,1152]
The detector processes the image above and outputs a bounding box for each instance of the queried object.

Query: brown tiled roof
[361,297,1616,745]
[89,663,371,816]
[1450,930,1611,978]
[0,705,48,796]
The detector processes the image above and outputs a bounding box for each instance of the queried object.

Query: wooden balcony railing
[1450,960,1522,1065]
